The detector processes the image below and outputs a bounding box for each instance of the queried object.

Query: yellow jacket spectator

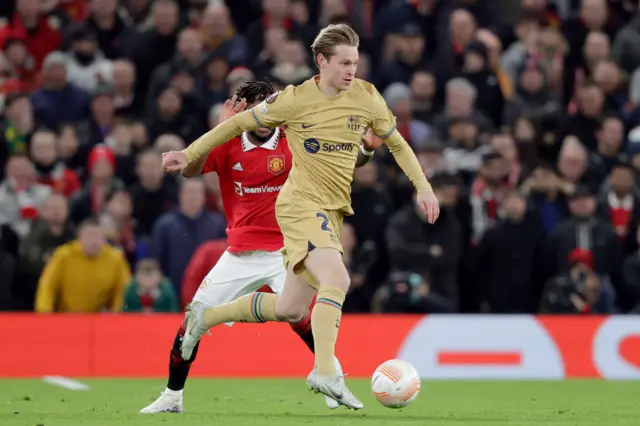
[35,218,131,312]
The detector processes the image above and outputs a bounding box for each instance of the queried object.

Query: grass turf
[0,379,639,425]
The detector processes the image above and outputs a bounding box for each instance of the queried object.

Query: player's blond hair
[311,24,360,65]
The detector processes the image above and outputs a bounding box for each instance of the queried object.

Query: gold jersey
[183,76,430,215]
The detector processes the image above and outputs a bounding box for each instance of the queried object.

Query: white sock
[164,388,183,397]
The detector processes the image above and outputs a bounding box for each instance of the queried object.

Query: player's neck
[317,77,341,98]
[247,132,273,146]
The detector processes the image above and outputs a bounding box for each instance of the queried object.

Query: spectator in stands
[444,118,489,186]
[546,185,622,291]
[112,59,143,119]
[35,217,130,312]
[612,6,640,74]
[476,28,513,100]
[556,136,606,194]
[127,0,180,98]
[0,92,34,179]
[564,31,610,107]
[461,40,505,127]
[540,248,616,314]
[0,225,17,310]
[31,51,91,131]
[85,0,130,60]
[376,23,427,92]
[199,53,230,108]
[376,270,456,314]
[415,139,451,179]
[556,81,606,155]
[151,178,225,296]
[130,149,177,238]
[409,70,437,124]
[386,173,462,310]
[593,60,630,120]
[18,193,74,310]
[199,2,248,67]
[30,129,81,198]
[83,83,117,145]
[476,190,544,313]
[522,163,572,236]
[0,154,51,238]
[503,61,561,128]
[146,28,203,112]
[622,225,640,312]
[146,86,203,144]
[69,145,123,222]
[100,188,136,266]
[433,9,477,81]
[596,161,640,255]
[271,36,313,86]
[383,83,431,148]
[64,24,113,94]
[491,132,523,186]
[469,153,512,243]
[0,0,63,69]
[593,116,625,175]
[123,258,178,313]
[433,77,492,141]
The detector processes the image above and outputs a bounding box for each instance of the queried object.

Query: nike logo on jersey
[232,162,243,171]
[302,123,316,129]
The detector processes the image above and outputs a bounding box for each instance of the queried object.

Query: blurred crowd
[1,0,640,315]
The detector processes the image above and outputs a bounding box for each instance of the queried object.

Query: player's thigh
[303,209,350,290]
[192,251,266,308]
[304,247,351,291]
[276,200,343,278]
[274,265,317,323]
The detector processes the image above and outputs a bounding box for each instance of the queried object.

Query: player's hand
[220,95,248,122]
[416,189,440,224]
[162,151,188,173]
[361,128,382,151]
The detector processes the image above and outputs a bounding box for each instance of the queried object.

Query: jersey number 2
[316,212,332,232]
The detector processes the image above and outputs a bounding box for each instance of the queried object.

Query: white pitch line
[42,376,90,391]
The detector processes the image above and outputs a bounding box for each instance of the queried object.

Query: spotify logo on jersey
[304,138,320,154]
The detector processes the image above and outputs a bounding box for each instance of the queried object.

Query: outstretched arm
[183,111,260,163]
[383,129,431,192]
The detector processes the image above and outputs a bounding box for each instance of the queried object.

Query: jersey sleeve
[250,85,297,128]
[370,85,397,139]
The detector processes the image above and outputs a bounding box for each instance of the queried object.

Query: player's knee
[311,264,351,290]
[305,249,351,290]
[275,299,307,323]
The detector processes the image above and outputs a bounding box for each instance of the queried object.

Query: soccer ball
[371,359,421,408]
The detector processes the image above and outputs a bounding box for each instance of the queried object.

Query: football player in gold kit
[162,24,439,409]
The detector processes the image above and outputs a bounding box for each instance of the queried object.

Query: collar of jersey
[241,127,280,152]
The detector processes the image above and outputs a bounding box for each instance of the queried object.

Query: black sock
[290,315,314,353]
[167,322,201,391]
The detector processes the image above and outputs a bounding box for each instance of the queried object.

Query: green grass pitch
[1,379,639,425]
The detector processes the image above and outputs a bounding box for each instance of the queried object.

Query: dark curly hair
[235,79,275,104]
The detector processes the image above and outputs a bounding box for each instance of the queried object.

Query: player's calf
[140,322,198,414]
[304,248,350,377]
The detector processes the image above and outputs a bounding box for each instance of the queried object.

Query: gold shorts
[276,199,344,287]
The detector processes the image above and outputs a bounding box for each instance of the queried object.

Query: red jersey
[201,128,291,252]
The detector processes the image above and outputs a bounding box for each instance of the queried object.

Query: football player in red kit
[141,80,376,413]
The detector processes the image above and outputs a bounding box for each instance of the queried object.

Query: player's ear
[316,53,326,69]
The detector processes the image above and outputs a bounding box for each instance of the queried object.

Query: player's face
[248,101,273,138]
[321,45,359,91]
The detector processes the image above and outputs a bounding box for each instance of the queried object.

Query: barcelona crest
[347,116,362,132]
[267,155,286,175]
